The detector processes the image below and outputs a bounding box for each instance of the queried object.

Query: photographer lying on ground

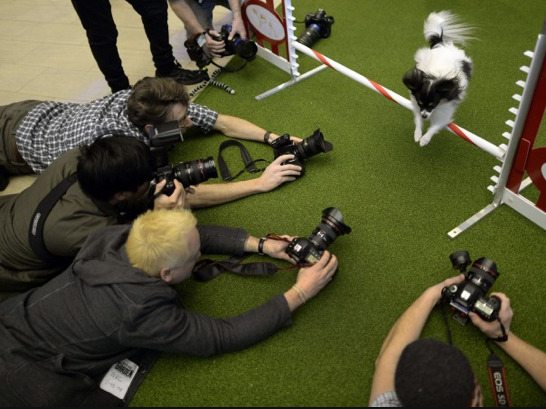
[0,207,338,407]
[369,274,546,406]
[0,135,299,301]
[0,76,300,192]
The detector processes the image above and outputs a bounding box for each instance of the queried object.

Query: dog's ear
[402,68,424,92]
[433,78,460,99]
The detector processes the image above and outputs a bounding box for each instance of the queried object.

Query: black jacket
[0,223,292,406]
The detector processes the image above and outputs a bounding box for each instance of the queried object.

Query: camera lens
[286,207,351,264]
[468,257,499,293]
[173,156,218,187]
[233,38,258,61]
[308,207,352,251]
[295,129,333,160]
[296,24,322,48]
[449,250,471,273]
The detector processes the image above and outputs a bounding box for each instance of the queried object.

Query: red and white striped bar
[292,41,506,159]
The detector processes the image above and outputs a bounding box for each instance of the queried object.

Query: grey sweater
[0,223,292,406]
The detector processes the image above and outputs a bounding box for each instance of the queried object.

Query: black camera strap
[192,256,279,281]
[485,320,511,407]
[28,173,78,263]
[192,234,303,282]
[217,140,268,181]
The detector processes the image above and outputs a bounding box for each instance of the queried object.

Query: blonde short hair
[126,208,197,276]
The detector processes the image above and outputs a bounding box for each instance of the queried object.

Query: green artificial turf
[132,1,546,406]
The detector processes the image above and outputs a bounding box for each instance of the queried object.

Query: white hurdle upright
[291,41,506,160]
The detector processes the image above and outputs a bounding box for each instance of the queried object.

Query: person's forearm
[368,288,439,405]
[228,0,242,16]
[377,288,438,358]
[169,0,204,34]
[185,179,266,208]
[497,333,546,391]
[214,114,279,143]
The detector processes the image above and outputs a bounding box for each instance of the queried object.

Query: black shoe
[156,61,209,85]
[0,167,10,191]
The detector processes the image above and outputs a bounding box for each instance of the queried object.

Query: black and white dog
[402,11,474,146]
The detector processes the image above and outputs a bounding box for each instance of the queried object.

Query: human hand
[228,16,247,40]
[261,235,296,263]
[269,134,303,144]
[294,250,338,300]
[256,154,301,192]
[469,292,513,339]
[153,179,186,209]
[205,30,225,57]
[424,273,466,304]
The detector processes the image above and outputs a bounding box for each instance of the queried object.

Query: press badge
[99,359,139,399]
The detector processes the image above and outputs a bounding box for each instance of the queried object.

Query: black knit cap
[395,338,475,407]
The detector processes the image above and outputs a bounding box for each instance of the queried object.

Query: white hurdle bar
[292,41,506,159]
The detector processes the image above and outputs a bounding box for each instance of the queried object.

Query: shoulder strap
[28,173,78,262]
[217,140,267,180]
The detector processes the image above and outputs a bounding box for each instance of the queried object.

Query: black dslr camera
[148,121,218,196]
[270,129,333,176]
[185,24,258,68]
[296,9,334,48]
[285,207,351,264]
[442,250,502,325]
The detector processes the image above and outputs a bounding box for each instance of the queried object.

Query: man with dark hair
[0,76,302,193]
[0,136,184,300]
[0,207,339,406]
[369,274,546,406]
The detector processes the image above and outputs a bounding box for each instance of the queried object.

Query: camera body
[148,121,218,196]
[213,24,258,61]
[270,129,333,176]
[185,24,257,68]
[297,9,334,48]
[185,32,210,68]
[441,250,502,325]
[285,207,351,264]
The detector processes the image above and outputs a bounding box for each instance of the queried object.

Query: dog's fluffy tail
[424,10,474,48]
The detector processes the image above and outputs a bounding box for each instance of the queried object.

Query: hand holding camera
[185,24,257,68]
[468,292,513,339]
[293,250,339,303]
[270,129,333,177]
[441,250,502,325]
[285,207,352,265]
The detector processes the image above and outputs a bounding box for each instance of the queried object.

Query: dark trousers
[0,101,39,176]
[71,0,176,92]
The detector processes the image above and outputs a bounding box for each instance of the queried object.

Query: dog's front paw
[419,133,433,146]
[414,129,422,142]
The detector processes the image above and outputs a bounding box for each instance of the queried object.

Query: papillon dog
[402,11,474,146]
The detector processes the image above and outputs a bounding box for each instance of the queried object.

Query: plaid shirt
[16,90,218,173]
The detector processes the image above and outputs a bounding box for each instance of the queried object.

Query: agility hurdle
[245,3,546,238]
[242,0,328,99]
[448,16,546,238]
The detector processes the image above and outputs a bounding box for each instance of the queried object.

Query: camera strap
[485,319,511,407]
[192,234,303,281]
[192,256,279,281]
[28,172,78,263]
[217,140,268,181]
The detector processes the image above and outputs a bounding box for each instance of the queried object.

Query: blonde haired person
[0,208,338,406]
